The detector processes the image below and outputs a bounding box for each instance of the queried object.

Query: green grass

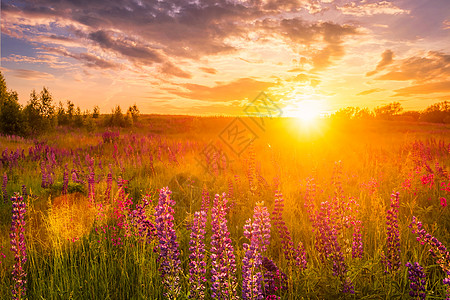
[1,117,450,299]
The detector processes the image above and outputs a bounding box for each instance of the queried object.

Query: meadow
[0,116,449,299]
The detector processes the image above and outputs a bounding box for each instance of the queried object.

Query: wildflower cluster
[10,194,27,300]
[382,192,401,272]
[2,172,7,203]
[261,257,287,299]
[242,202,271,299]
[129,195,155,243]
[188,210,208,299]
[210,193,238,299]
[314,201,354,293]
[405,262,426,299]
[410,216,450,297]
[154,187,181,299]
[272,190,307,270]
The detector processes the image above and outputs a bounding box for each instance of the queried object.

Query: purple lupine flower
[200,184,210,213]
[352,219,363,259]
[294,241,308,271]
[21,185,27,198]
[88,171,95,202]
[154,187,181,299]
[273,190,307,271]
[40,161,48,188]
[314,201,354,294]
[210,193,239,300]
[261,257,287,299]
[304,177,316,223]
[129,195,155,243]
[2,172,8,203]
[409,216,450,297]
[242,202,271,300]
[382,192,401,272]
[405,262,426,299]
[10,194,27,300]
[62,165,69,195]
[105,170,113,200]
[189,210,208,299]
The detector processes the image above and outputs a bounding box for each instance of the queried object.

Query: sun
[291,100,325,125]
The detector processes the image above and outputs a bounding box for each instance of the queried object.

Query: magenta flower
[440,197,447,208]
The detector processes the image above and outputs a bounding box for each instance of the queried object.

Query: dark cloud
[172,78,276,102]
[42,46,119,69]
[88,30,162,65]
[366,50,394,76]
[272,19,359,70]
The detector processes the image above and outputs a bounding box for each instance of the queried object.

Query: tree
[0,91,25,135]
[23,87,56,133]
[420,101,450,123]
[56,101,68,125]
[93,106,100,118]
[374,102,403,120]
[127,104,140,122]
[66,100,75,122]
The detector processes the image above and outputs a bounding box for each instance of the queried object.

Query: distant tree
[112,105,125,127]
[374,102,403,120]
[66,100,75,123]
[56,101,68,125]
[73,106,84,127]
[127,104,140,122]
[420,101,450,123]
[399,111,420,122]
[332,106,373,120]
[124,110,133,127]
[0,91,25,135]
[93,105,100,118]
[23,87,56,133]
[0,72,8,105]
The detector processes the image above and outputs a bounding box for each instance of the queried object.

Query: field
[1,116,450,299]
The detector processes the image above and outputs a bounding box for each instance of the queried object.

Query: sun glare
[290,100,325,125]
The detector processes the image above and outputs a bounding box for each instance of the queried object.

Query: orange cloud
[173,78,277,102]
[357,88,384,96]
[392,81,450,97]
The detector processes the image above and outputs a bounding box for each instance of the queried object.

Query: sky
[1,0,449,116]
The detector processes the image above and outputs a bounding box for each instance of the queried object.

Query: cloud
[366,50,394,76]
[392,81,450,97]
[42,46,119,69]
[88,30,163,65]
[10,69,55,80]
[199,67,218,74]
[172,78,276,102]
[356,88,384,96]
[338,1,410,16]
[374,51,450,83]
[159,62,192,79]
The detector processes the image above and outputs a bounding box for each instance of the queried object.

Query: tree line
[332,101,450,123]
[0,72,140,136]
